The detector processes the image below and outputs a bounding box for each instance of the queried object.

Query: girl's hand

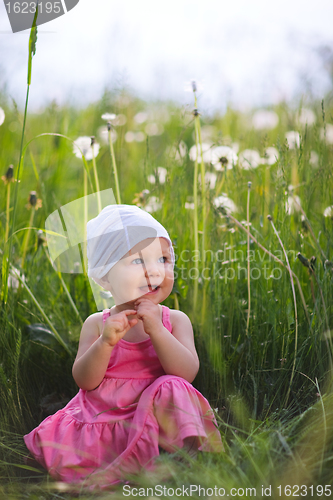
[101,310,138,347]
[134,298,162,335]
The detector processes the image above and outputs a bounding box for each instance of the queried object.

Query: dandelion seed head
[73,136,100,160]
[252,110,279,130]
[238,149,261,169]
[323,206,333,217]
[101,113,116,121]
[135,132,145,142]
[134,112,148,124]
[297,108,316,126]
[166,141,187,163]
[125,131,135,143]
[198,172,217,189]
[320,124,333,144]
[285,131,300,149]
[144,196,162,213]
[200,125,217,142]
[214,194,238,214]
[145,123,164,136]
[0,107,5,126]
[285,195,301,215]
[98,126,117,145]
[189,142,212,163]
[262,147,279,165]
[309,151,319,167]
[147,167,167,184]
[211,146,238,170]
[185,202,195,210]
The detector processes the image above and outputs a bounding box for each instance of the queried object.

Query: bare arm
[72,310,137,391]
[150,309,199,382]
[134,300,199,383]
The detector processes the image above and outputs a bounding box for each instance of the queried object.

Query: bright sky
[0,0,332,112]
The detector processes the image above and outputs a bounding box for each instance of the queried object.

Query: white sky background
[0,0,333,113]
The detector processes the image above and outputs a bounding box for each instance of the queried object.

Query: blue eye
[159,256,167,263]
[132,258,143,264]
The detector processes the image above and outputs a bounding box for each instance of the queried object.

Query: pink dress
[24,305,222,487]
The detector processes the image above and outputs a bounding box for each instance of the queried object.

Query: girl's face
[104,237,174,307]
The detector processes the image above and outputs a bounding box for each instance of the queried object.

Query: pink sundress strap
[102,309,111,325]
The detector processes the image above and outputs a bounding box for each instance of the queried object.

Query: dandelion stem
[267,215,298,408]
[9,266,72,356]
[192,96,200,317]
[195,107,206,268]
[5,182,10,243]
[21,208,35,269]
[91,154,102,213]
[83,169,88,275]
[292,195,327,261]
[193,149,199,316]
[246,183,252,336]
[44,248,83,326]
[108,127,121,204]
[226,213,310,326]
[2,17,37,305]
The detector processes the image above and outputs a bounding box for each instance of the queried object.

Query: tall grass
[1,27,333,498]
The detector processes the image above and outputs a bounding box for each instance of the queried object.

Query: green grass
[1,29,333,499]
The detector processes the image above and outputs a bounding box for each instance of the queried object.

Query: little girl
[24,204,223,487]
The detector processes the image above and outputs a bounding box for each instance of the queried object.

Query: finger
[124,309,138,315]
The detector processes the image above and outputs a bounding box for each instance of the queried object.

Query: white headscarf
[87,204,175,288]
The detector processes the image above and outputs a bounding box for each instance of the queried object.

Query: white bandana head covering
[87,204,175,288]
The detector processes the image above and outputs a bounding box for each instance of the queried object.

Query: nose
[141,259,164,289]
[144,260,161,277]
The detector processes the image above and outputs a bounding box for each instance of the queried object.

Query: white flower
[73,136,100,160]
[238,149,261,169]
[125,131,145,143]
[198,172,217,189]
[185,202,195,209]
[148,167,168,184]
[134,112,148,124]
[285,131,300,149]
[214,194,238,214]
[98,126,117,145]
[145,123,164,136]
[252,110,279,130]
[166,141,187,163]
[135,132,145,142]
[324,206,333,217]
[297,108,316,126]
[189,143,212,163]
[232,142,240,153]
[101,113,116,121]
[200,125,217,142]
[320,124,333,144]
[144,197,162,213]
[285,195,302,215]
[262,147,279,165]
[101,113,127,126]
[309,151,319,167]
[8,267,25,290]
[211,146,238,171]
[0,107,5,126]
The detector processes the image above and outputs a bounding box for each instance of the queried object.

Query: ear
[99,275,112,291]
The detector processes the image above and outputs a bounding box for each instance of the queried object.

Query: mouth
[139,285,160,294]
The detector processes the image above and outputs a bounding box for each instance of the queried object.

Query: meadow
[1,26,333,500]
